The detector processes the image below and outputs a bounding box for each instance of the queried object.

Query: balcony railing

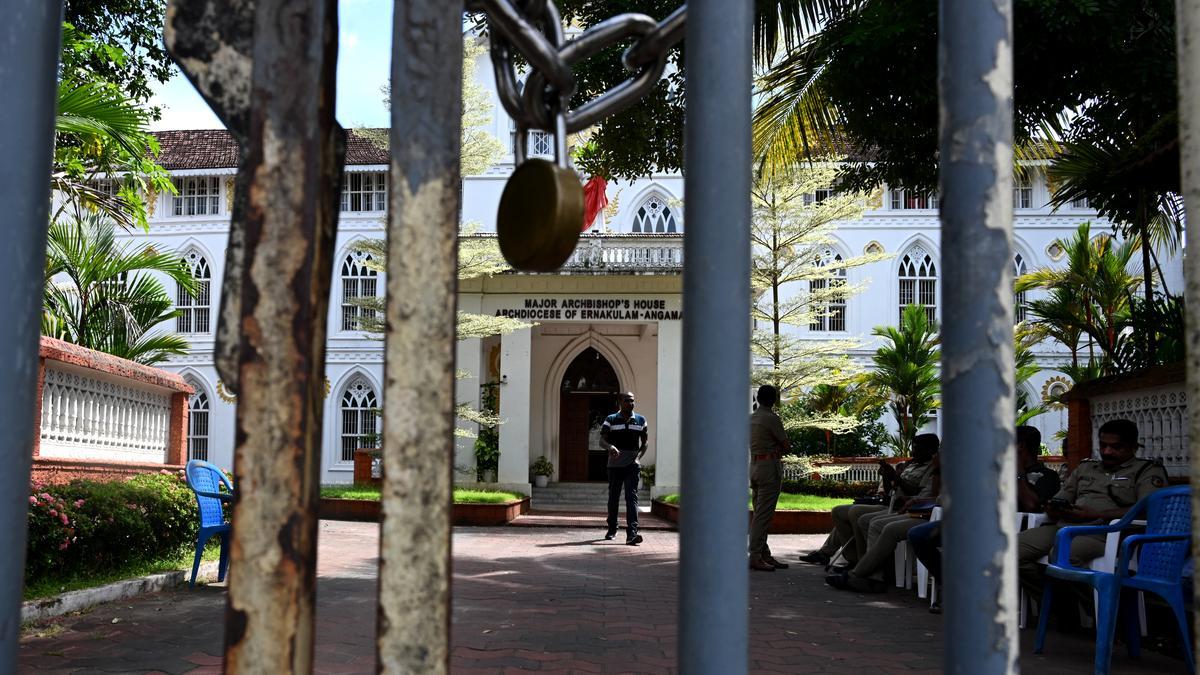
[466,233,684,274]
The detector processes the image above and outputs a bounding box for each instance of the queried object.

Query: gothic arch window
[186,379,210,461]
[340,377,379,462]
[177,249,211,333]
[632,195,678,233]
[809,249,846,332]
[341,250,378,331]
[898,245,937,324]
[1014,253,1028,324]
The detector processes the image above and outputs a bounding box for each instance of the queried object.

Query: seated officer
[799,434,938,567]
[1017,418,1168,584]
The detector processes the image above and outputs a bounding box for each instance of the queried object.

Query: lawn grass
[319,485,525,504]
[23,545,222,601]
[658,493,852,511]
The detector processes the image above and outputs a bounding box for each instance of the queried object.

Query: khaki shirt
[749,406,788,456]
[898,460,935,498]
[1055,457,1168,514]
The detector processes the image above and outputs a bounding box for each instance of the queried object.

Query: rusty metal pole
[0,2,63,669]
[219,0,346,671]
[1175,0,1200,657]
[374,1,462,672]
[938,0,1017,672]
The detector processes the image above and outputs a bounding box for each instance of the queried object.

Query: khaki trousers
[820,503,887,562]
[749,459,782,562]
[1017,522,1107,579]
[852,513,927,579]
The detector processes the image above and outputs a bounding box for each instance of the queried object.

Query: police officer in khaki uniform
[749,384,789,572]
[1017,418,1168,581]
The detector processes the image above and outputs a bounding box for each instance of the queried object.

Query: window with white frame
[172,176,220,216]
[340,250,377,331]
[804,188,833,206]
[898,246,938,324]
[340,172,387,212]
[1071,196,1091,209]
[340,377,378,462]
[632,195,678,233]
[187,384,210,461]
[508,120,553,158]
[809,250,847,332]
[177,250,212,333]
[1013,253,1028,324]
[889,189,938,210]
[88,177,121,198]
[1013,178,1033,209]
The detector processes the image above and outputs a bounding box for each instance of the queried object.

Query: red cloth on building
[582,175,608,231]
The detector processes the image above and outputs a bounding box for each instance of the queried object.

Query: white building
[110,54,1182,497]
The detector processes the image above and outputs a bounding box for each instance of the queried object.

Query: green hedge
[26,472,200,585]
[780,478,875,499]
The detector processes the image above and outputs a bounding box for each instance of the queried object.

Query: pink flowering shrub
[25,474,199,583]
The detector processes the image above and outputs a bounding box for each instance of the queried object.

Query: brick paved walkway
[19,520,1186,673]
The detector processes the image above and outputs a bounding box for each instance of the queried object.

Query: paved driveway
[19,520,1186,673]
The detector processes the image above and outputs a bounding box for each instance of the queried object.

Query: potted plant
[531,456,554,488]
[474,426,499,483]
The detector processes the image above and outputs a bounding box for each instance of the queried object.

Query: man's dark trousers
[607,464,640,538]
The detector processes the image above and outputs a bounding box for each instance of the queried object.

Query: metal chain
[468,0,686,138]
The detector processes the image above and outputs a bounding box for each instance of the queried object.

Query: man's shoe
[824,571,850,589]
[798,551,830,566]
[604,529,617,540]
[626,534,643,546]
[845,574,888,594]
[750,559,776,572]
[929,601,942,615]
[764,556,789,569]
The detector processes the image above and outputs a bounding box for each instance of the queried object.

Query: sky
[149,0,394,131]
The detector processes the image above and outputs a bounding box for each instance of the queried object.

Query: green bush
[26,472,199,586]
[780,478,875,499]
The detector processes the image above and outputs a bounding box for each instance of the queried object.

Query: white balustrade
[563,234,683,271]
[39,365,173,463]
[1090,383,1188,477]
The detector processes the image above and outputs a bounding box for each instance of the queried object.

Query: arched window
[177,250,211,333]
[340,377,378,462]
[809,250,847,332]
[632,195,678,233]
[186,380,210,461]
[898,245,937,324]
[1014,253,1028,324]
[341,250,377,331]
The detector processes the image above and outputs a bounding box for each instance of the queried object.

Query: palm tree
[43,215,196,365]
[870,304,940,456]
[1016,222,1143,377]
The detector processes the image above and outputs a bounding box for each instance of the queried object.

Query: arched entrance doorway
[558,347,620,481]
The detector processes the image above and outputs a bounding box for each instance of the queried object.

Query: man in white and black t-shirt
[601,392,649,545]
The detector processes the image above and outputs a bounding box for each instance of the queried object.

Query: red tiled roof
[152,129,391,170]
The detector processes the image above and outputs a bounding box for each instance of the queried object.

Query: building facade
[106,56,1181,498]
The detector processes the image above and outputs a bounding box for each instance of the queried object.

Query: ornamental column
[654,320,681,498]
[498,327,532,492]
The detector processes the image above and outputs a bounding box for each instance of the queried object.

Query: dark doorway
[558,348,620,482]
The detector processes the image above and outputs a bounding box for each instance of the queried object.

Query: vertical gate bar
[374,1,462,671]
[222,0,345,671]
[1175,0,1200,657]
[680,0,752,672]
[938,0,1018,673]
[0,2,63,669]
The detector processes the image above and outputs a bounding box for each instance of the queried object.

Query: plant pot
[481,469,497,483]
[534,474,549,488]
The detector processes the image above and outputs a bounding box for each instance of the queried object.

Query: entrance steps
[532,481,651,513]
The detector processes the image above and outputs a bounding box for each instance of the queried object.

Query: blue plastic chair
[184,459,233,587]
[1034,485,1193,675]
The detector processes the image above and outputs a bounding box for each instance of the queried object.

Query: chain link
[469,0,686,140]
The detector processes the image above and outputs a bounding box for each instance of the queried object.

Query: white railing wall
[563,234,684,272]
[1090,383,1188,477]
[39,364,174,463]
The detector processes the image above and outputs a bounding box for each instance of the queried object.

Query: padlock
[497,109,583,273]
